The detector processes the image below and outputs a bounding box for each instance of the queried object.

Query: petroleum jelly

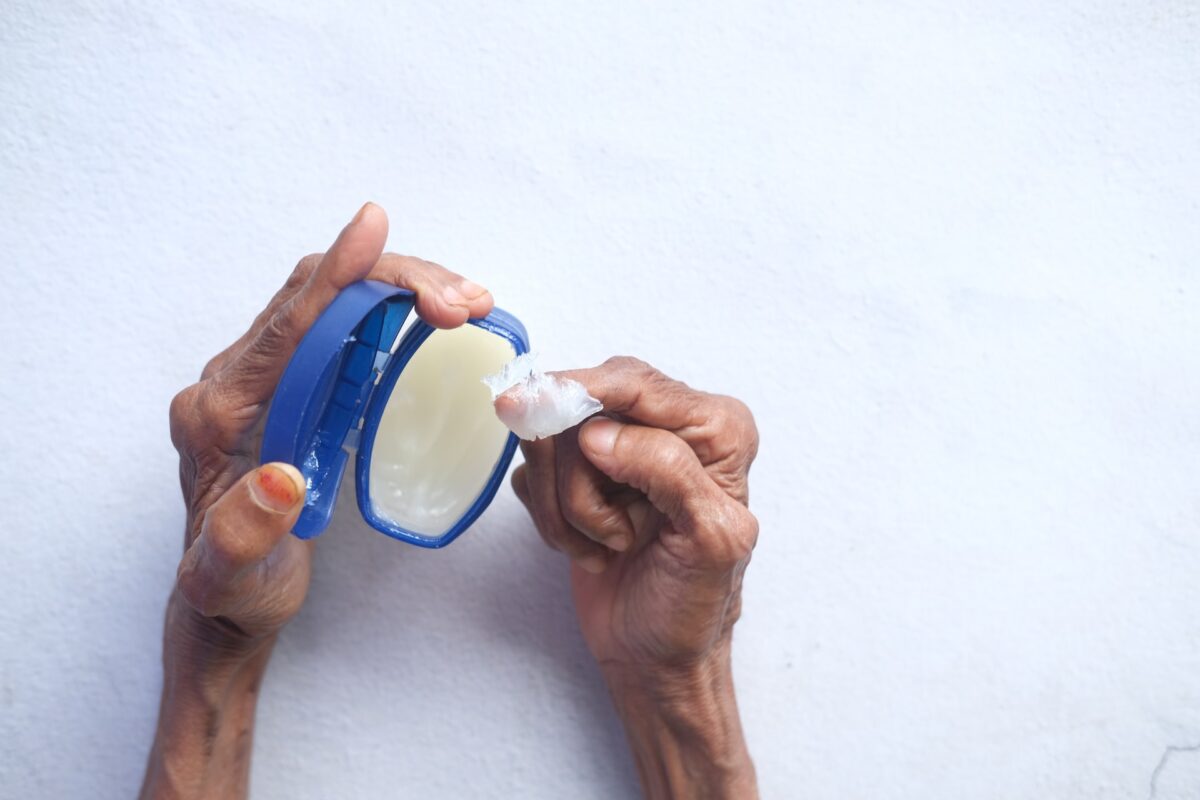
[369,325,516,536]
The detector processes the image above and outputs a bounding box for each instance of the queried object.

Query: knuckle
[705,396,734,431]
[176,563,218,617]
[732,507,760,553]
[697,396,759,478]
[726,395,756,427]
[294,253,323,282]
[700,503,759,567]
[199,354,225,381]
[191,384,251,449]
[561,489,618,535]
[192,384,230,429]
[258,304,297,349]
[727,397,759,447]
[716,395,759,449]
[169,385,198,425]
[169,385,205,450]
[232,306,302,369]
[602,355,653,376]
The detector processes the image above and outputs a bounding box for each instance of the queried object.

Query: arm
[506,357,760,798]
[141,203,496,799]
[605,648,756,798]
[140,596,278,799]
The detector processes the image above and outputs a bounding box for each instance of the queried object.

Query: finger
[199,255,320,380]
[518,438,610,573]
[208,202,389,407]
[578,418,758,568]
[558,358,758,494]
[205,242,492,379]
[368,254,494,329]
[511,463,533,510]
[555,429,635,552]
[175,463,306,618]
[555,356,712,436]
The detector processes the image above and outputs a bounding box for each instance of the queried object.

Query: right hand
[505,358,761,797]
[506,357,760,676]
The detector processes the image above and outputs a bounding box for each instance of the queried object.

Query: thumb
[176,463,306,619]
[578,419,758,570]
[578,418,720,534]
[206,202,389,409]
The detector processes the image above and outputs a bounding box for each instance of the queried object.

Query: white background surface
[2,1,1199,797]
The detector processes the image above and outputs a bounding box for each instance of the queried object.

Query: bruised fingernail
[250,464,304,513]
[458,279,488,300]
[442,283,468,307]
[582,418,620,456]
[578,554,608,574]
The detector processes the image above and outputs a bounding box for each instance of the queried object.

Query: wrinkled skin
[505,357,760,673]
[166,203,495,649]
[145,203,760,799]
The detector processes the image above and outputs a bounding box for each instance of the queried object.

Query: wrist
[140,592,277,800]
[163,589,278,675]
[603,641,757,799]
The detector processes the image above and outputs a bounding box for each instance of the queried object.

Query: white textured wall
[2,1,1199,798]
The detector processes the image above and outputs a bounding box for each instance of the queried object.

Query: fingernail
[578,554,608,574]
[609,532,632,553]
[250,464,304,513]
[349,201,374,226]
[458,279,489,300]
[582,418,620,456]
[442,283,468,307]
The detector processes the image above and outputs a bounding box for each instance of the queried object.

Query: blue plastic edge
[354,307,530,548]
[260,280,414,539]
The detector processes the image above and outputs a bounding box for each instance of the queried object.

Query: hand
[142,203,495,800]
[167,202,494,650]
[506,357,760,799]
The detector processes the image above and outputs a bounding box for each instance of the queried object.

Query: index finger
[555,357,709,431]
[555,357,757,502]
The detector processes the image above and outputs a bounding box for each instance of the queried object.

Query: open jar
[260,280,528,547]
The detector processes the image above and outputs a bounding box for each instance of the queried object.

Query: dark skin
[141,203,759,799]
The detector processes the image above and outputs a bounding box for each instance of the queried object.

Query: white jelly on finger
[482,353,603,440]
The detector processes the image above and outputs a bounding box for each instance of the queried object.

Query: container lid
[260,279,529,546]
[260,280,414,538]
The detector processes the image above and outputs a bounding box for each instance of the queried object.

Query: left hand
[143,203,496,800]
[167,202,495,651]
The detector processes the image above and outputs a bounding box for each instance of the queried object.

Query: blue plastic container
[260,280,529,547]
